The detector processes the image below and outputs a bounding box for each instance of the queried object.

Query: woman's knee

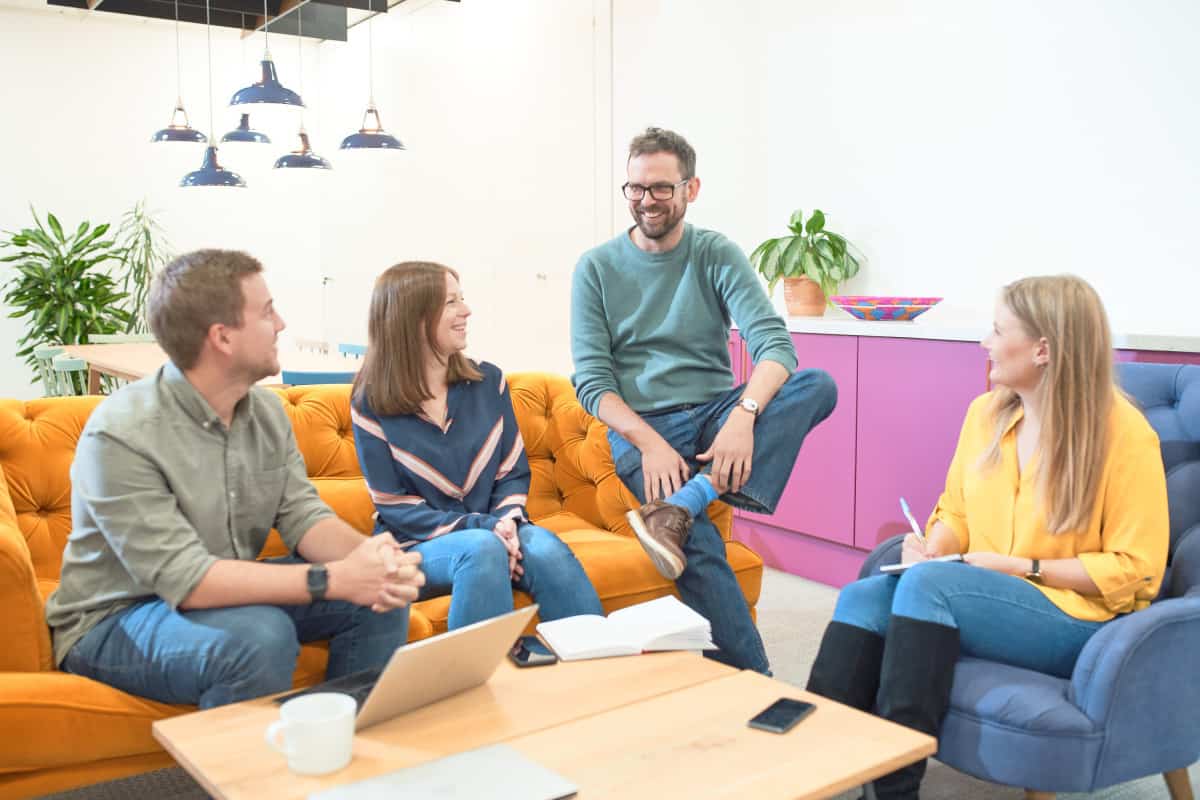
[832,576,894,636]
[519,527,580,569]
[453,529,510,572]
[890,561,964,624]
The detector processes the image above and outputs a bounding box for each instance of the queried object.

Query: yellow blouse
[930,391,1169,622]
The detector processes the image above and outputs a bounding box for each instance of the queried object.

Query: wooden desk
[61,342,361,394]
[152,653,935,800]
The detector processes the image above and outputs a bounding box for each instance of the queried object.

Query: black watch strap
[307,564,329,602]
[1026,558,1042,580]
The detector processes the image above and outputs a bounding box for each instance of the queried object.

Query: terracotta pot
[782,277,827,316]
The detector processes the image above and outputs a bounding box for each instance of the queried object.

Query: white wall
[613,0,1200,335]
[0,0,609,399]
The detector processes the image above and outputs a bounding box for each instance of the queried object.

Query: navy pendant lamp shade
[181,146,247,187]
[152,0,206,144]
[340,18,405,152]
[231,0,302,110]
[274,130,332,170]
[222,113,271,144]
[180,0,246,188]
[274,11,332,171]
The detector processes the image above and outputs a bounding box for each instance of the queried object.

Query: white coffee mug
[265,692,356,775]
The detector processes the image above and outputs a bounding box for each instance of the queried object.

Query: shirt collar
[160,361,232,431]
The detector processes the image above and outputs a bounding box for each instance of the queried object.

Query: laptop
[275,604,539,731]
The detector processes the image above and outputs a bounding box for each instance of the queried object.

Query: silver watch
[737,397,760,417]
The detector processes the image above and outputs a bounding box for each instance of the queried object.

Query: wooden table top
[151,652,935,800]
[62,342,361,386]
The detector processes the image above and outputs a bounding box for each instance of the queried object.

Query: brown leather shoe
[625,500,692,580]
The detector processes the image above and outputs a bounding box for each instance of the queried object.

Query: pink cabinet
[852,338,987,550]
[740,334,858,546]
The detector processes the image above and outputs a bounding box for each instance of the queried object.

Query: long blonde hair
[982,275,1114,534]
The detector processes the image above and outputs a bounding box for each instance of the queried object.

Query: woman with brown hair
[350,262,602,629]
[805,275,1169,800]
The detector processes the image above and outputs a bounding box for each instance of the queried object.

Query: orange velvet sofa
[0,373,763,798]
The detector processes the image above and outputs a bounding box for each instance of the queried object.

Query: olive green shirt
[45,363,334,666]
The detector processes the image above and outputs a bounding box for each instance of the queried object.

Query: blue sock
[665,475,719,519]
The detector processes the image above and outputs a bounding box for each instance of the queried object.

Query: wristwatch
[307,564,329,602]
[737,397,760,417]
[1025,559,1042,581]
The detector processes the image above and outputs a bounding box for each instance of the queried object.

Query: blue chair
[861,362,1200,800]
[338,343,367,358]
[280,370,357,386]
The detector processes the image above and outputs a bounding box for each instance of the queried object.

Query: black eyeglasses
[621,178,689,201]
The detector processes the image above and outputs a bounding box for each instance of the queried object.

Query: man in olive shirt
[46,249,424,709]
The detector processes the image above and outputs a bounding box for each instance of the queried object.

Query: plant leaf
[805,209,826,235]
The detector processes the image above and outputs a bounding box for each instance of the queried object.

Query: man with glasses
[570,127,837,673]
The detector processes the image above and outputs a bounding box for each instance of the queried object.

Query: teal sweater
[570,224,797,416]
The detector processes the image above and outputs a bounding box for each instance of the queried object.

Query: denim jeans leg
[412,529,514,629]
[891,561,1106,678]
[676,512,770,673]
[831,575,899,637]
[62,599,300,709]
[695,368,837,513]
[512,524,604,620]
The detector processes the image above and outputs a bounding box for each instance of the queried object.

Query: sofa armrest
[1068,595,1200,782]
[0,516,53,672]
[859,534,905,579]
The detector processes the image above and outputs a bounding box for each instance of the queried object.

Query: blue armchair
[280,370,357,386]
[860,362,1200,800]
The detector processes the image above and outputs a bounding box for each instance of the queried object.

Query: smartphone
[747,697,816,733]
[508,635,559,668]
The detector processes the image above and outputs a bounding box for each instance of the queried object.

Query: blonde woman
[806,275,1169,800]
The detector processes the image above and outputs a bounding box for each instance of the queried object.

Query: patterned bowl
[829,296,943,322]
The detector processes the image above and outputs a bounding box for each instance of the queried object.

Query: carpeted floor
[756,567,1199,800]
[39,567,1198,799]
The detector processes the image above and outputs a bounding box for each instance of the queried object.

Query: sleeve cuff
[159,553,220,611]
[1076,552,1152,612]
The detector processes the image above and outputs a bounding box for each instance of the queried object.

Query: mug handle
[265,720,291,756]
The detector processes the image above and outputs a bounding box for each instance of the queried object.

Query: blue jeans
[834,561,1108,678]
[61,557,410,709]
[412,523,602,630]
[608,368,838,673]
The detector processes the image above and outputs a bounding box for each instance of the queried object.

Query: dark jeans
[608,368,838,672]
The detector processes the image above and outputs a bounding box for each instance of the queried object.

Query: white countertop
[774,306,1200,353]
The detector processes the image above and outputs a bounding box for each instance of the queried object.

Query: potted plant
[1,209,132,390]
[750,208,863,316]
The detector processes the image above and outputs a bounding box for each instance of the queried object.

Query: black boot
[871,615,960,800]
[805,621,886,711]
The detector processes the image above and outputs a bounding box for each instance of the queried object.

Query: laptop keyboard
[272,667,383,709]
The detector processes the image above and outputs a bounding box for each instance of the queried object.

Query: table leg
[88,368,101,395]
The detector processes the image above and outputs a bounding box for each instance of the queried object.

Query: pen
[899,497,926,545]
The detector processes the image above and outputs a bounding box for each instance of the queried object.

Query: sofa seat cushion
[0,673,184,772]
[414,527,763,635]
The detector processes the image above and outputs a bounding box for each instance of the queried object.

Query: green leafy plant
[115,200,171,334]
[1,209,132,387]
[749,208,863,298]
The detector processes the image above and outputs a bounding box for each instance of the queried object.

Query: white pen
[899,497,926,545]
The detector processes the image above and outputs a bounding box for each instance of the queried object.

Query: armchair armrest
[0,516,53,672]
[1068,595,1200,779]
[859,534,905,579]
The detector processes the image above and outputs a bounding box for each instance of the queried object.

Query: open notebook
[535,595,714,661]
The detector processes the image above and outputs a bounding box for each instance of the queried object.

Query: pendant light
[151,0,206,144]
[222,113,271,144]
[180,0,246,188]
[274,10,332,171]
[230,0,303,111]
[339,17,405,152]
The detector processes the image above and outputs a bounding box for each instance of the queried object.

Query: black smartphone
[747,697,816,733]
[508,635,559,668]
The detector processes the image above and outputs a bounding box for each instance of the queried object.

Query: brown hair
[982,275,1115,534]
[352,261,482,416]
[628,127,697,179]
[147,249,264,370]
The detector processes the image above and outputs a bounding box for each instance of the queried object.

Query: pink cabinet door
[853,338,987,550]
[1115,349,1200,365]
[740,333,858,547]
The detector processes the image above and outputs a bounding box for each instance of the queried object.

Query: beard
[632,200,686,241]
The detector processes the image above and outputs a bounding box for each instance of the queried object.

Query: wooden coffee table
[153,652,935,800]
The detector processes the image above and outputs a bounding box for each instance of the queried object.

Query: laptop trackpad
[307,744,577,800]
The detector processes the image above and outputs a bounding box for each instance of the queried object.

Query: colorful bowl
[829,296,943,322]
